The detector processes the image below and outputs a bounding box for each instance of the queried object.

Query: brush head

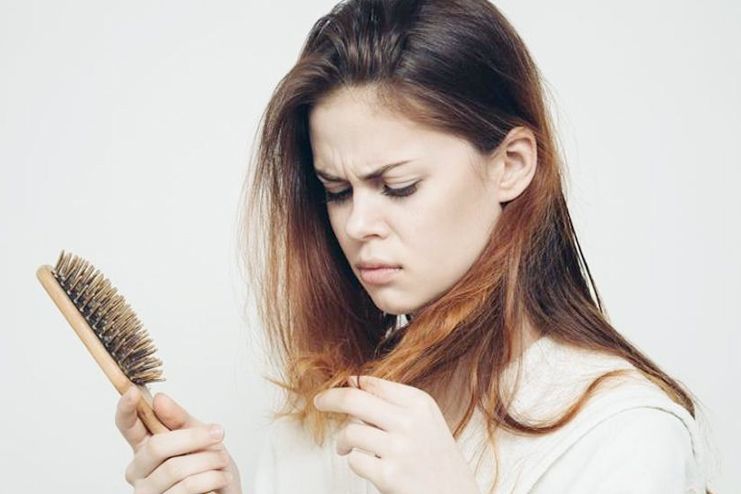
[51,250,165,385]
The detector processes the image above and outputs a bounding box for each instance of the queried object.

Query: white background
[0,0,738,492]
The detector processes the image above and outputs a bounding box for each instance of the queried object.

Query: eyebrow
[314,160,412,183]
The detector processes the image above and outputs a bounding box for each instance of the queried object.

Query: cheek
[328,212,349,247]
[328,212,340,237]
[415,187,485,242]
[409,184,499,278]
[327,210,362,268]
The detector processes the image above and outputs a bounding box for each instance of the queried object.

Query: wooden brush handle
[36,264,170,432]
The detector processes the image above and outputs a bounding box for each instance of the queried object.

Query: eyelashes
[324,182,419,204]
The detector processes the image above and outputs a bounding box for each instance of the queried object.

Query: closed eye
[324,182,419,204]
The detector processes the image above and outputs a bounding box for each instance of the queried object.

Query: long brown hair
[237,0,709,491]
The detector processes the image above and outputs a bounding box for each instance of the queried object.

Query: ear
[484,126,538,203]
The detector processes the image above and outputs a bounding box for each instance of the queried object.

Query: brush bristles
[52,250,165,385]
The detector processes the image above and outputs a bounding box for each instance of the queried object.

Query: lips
[357,263,400,269]
[356,259,401,269]
[358,266,402,284]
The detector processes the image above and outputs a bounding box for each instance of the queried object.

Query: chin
[370,297,420,317]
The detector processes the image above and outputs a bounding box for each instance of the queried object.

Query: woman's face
[308,87,535,316]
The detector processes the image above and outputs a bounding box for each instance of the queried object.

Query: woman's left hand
[313,375,481,494]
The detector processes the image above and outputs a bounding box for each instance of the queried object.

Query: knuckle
[396,414,414,431]
[115,400,132,422]
[199,425,214,442]
[132,436,148,453]
[163,457,182,480]
[347,422,362,433]
[132,478,147,494]
[416,392,434,410]
[340,423,357,447]
[114,411,125,431]
[218,470,232,487]
[146,437,165,460]
[181,475,198,493]
[339,424,352,443]
[417,387,434,402]
[426,394,440,410]
[124,462,136,485]
[388,436,405,456]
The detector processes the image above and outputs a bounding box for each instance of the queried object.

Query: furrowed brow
[314,160,412,183]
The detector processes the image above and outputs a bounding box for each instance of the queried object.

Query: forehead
[309,89,430,169]
[308,87,483,177]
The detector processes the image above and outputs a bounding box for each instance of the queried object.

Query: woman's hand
[115,386,243,494]
[313,375,480,494]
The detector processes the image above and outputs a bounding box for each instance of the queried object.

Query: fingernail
[210,424,224,439]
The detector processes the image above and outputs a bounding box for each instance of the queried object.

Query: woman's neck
[433,320,542,433]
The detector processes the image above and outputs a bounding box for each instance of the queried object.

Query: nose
[343,189,389,241]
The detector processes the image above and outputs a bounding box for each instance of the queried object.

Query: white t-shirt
[252,334,709,493]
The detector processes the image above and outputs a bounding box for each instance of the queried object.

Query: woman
[114,0,711,493]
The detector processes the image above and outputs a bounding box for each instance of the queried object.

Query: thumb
[152,392,205,431]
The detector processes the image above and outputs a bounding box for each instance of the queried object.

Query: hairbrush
[36,250,169,431]
[36,250,219,494]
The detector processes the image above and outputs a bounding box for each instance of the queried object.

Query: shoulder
[558,406,695,467]
[531,406,706,493]
[506,336,649,421]
[498,337,709,492]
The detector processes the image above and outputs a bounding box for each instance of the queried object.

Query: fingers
[152,393,205,431]
[160,468,233,494]
[125,424,226,483]
[336,421,388,457]
[116,386,150,451]
[136,448,232,494]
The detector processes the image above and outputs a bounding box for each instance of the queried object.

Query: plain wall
[0,0,738,491]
